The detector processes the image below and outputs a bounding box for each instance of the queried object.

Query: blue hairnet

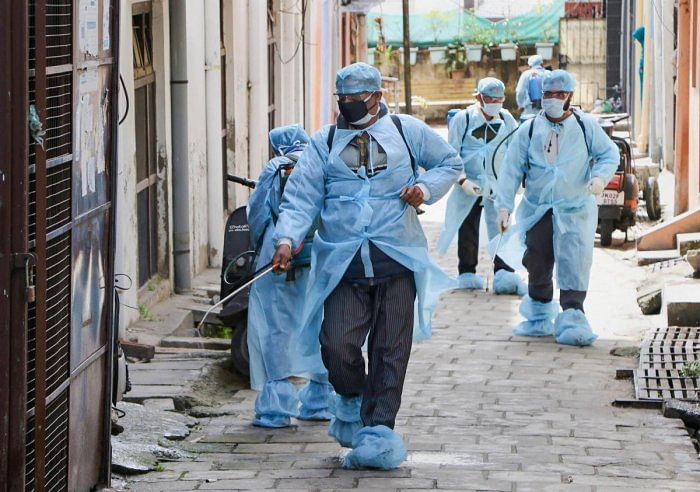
[528,54,543,67]
[335,62,382,95]
[542,69,576,92]
[269,124,310,156]
[477,77,505,98]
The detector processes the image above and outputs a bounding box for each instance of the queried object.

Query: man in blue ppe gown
[246,124,334,428]
[271,62,461,469]
[516,55,547,121]
[495,70,619,346]
[437,77,526,295]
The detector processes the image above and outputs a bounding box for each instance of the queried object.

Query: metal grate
[44,392,69,491]
[46,162,72,233]
[636,326,700,401]
[27,303,37,409]
[29,0,36,70]
[25,416,36,491]
[45,73,73,160]
[45,232,71,398]
[46,1,73,67]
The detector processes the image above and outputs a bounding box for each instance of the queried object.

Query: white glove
[497,208,510,233]
[587,176,605,196]
[460,178,482,196]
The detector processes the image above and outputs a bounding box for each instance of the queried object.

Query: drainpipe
[170,0,191,292]
[204,0,224,267]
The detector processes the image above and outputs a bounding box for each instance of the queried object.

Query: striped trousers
[320,273,416,429]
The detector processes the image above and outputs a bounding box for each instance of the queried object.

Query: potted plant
[536,27,555,60]
[444,43,467,79]
[429,47,446,64]
[498,20,519,61]
[463,14,495,62]
[499,42,518,61]
[465,44,483,62]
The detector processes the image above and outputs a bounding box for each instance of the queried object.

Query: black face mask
[338,94,374,125]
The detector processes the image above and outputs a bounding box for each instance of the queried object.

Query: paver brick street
[121,214,700,491]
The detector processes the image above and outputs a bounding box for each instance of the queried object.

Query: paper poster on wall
[79,0,100,56]
[102,0,111,51]
[75,70,99,164]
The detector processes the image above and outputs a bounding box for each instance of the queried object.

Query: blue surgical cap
[477,77,505,98]
[542,69,576,92]
[528,54,543,67]
[269,124,310,156]
[335,62,382,95]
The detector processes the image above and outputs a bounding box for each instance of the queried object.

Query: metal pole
[402,0,412,115]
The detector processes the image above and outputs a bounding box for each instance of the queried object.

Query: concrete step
[637,207,700,252]
[677,232,700,255]
[160,336,230,351]
[125,299,194,346]
[637,249,682,266]
[663,279,700,327]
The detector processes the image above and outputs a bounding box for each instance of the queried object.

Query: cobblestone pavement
[120,139,699,490]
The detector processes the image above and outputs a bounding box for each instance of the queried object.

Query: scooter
[219,174,257,376]
[595,117,638,247]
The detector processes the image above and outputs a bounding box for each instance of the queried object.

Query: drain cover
[636,327,700,401]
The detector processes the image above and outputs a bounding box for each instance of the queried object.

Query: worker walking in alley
[495,69,619,346]
[516,54,547,121]
[436,77,527,295]
[246,124,333,428]
[270,63,461,469]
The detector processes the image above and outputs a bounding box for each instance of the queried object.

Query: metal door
[0,1,31,490]
[0,0,120,490]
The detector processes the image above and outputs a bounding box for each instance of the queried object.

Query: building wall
[687,0,700,210]
[675,0,700,213]
[116,0,173,333]
[559,18,607,111]
[117,0,342,329]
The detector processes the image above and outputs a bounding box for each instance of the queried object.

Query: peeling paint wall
[115,0,173,334]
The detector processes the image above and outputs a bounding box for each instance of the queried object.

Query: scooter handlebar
[227,174,257,189]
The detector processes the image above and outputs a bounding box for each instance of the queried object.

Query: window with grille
[133,3,159,286]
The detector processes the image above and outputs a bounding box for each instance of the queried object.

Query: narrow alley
[115,201,700,491]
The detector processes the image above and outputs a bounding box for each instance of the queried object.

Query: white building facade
[115,0,343,333]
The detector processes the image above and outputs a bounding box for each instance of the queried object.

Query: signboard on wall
[564,1,605,19]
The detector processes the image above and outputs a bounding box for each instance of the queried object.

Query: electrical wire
[270,0,307,65]
[650,0,676,39]
[118,74,129,126]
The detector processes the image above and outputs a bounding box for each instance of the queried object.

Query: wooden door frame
[0,0,29,489]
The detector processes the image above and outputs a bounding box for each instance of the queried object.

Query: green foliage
[463,14,496,47]
[425,10,451,44]
[679,361,700,378]
[444,43,466,77]
[138,303,155,322]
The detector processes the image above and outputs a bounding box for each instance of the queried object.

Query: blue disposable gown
[494,110,619,292]
[272,114,461,351]
[436,105,518,255]
[516,66,547,117]
[246,152,326,392]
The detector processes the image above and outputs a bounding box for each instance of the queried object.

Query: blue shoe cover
[554,309,598,346]
[253,379,299,428]
[493,270,527,296]
[512,295,557,337]
[342,425,407,470]
[297,380,333,421]
[328,394,363,448]
[457,272,485,290]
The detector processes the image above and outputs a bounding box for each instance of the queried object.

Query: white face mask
[481,102,503,117]
[542,98,567,118]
